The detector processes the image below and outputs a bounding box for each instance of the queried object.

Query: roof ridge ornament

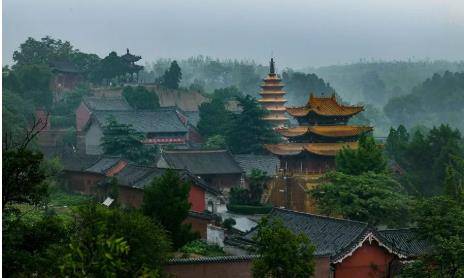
[270,58,275,74]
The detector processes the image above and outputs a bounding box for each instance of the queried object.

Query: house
[241,208,429,278]
[157,149,244,192]
[76,96,133,132]
[83,108,188,155]
[176,110,203,144]
[49,60,83,100]
[233,154,280,177]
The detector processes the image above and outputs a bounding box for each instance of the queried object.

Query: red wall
[334,240,395,278]
[76,102,91,132]
[189,185,206,212]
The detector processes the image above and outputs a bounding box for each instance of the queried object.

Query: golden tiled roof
[286,94,363,117]
[264,141,358,156]
[277,125,372,138]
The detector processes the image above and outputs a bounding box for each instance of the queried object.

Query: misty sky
[3,0,464,68]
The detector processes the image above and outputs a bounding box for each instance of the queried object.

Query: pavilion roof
[264,141,358,156]
[278,125,372,138]
[286,94,363,117]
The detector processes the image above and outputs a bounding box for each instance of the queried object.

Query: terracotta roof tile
[265,142,358,156]
[286,94,363,117]
[278,125,372,138]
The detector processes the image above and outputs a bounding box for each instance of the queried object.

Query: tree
[401,195,464,277]
[122,86,160,110]
[211,86,243,102]
[310,171,412,226]
[227,95,279,154]
[60,203,171,277]
[3,120,49,211]
[14,64,53,109]
[252,217,315,278]
[197,97,231,137]
[161,60,182,89]
[336,134,387,175]
[204,134,228,149]
[100,116,157,164]
[142,170,198,248]
[248,169,267,204]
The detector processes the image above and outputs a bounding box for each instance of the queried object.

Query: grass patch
[179,240,226,257]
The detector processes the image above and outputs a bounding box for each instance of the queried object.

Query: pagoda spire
[270,58,275,74]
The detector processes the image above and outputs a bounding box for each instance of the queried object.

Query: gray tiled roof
[233,154,280,176]
[83,96,133,111]
[377,228,430,257]
[93,109,188,134]
[85,157,122,174]
[167,255,258,265]
[243,208,368,257]
[183,111,200,127]
[242,208,429,262]
[162,150,243,175]
[114,164,166,188]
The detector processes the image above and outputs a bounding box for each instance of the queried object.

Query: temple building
[265,93,371,174]
[258,58,288,128]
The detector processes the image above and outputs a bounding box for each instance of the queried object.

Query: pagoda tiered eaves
[258,58,288,128]
[278,125,373,138]
[286,94,364,117]
[265,141,359,157]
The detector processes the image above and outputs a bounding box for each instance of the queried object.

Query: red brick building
[241,208,429,278]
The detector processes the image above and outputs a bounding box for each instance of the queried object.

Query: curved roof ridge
[273,207,369,225]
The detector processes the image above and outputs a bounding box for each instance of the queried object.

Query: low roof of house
[183,111,200,127]
[41,147,100,172]
[233,154,280,176]
[92,109,188,134]
[243,208,429,263]
[86,157,123,174]
[104,163,221,196]
[161,149,244,175]
[83,96,133,111]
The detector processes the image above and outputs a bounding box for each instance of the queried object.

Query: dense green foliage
[252,217,315,278]
[385,124,464,196]
[142,169,199,248]
[180,240,226,257]
[336,134,387,175]
[229,169,267,206]
[160,60,182,89]
[100,117,157,164]
[204,134,228,149]
[384,71,464,132]
[401,195,464,277]
[60,204,171,277]
[198,96,231,138]
[226,95,280,154]
[122,85,160,110]
[311,171,411,226]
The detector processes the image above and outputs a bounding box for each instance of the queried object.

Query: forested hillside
[384,71,464,131]
[309,61,464,106]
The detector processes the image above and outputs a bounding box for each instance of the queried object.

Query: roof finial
[270,58,275,74]
[126,48,129,54]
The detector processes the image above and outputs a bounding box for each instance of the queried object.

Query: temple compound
[258,58,288,128]
[264,93,372,212]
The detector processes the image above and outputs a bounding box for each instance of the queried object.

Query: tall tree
[60,203,171,277]
[310,171,412,226]
[122,86,160,110]
[335,134,387,175]
[197,97,231,138]
[142,170,198,248]
[227,95,279,154]
[252,217,315,278]
[100,117,157,164]
[161,60,182,89]
[401,195,464,277]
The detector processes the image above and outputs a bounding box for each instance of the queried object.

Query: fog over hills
[4,0,464,68]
